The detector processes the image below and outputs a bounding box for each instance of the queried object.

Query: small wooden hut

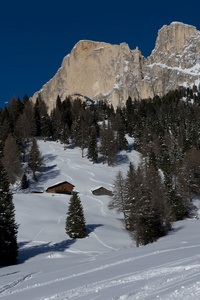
[92,187,112,196]
[46,181,74,195]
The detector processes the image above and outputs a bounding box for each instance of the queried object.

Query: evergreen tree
[22,94,29,106]
[125,96,135,136]
[28,138,43,181]
[41,113,52,139]
[14,101,36,162]
[113,113,128,151]
[129,165,144,247]
[7,96,21,130]
[51,105,62,140]
[65,192,87,238]
[34,96,48,137]
[108,170,129,229]
[61,97,73,130]
[0,161,18,265]
[0,140,4,158]
[129,163,172,246]
[87,126,98,163]
[60,123,69,147]
[71,117,82,147]
[99,121,107,163]
[110,160,172,247]
[71,110,90,157]
[0,113,12,141]
[2,134,22,184]
[123,162,138,231]
[99,122,117,165]
[21,172,29,190]
[56,95,62,111]
[182,146,200,200]
[34,98,41,136]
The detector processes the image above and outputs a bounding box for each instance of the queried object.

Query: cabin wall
[92,188,112,196]
[46,182,74,194]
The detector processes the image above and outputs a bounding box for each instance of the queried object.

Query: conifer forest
[1,85,200,265]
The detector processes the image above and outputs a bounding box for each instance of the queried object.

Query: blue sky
[0,0,199,108]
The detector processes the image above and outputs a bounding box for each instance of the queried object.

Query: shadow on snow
[39,164,61,182]
[17,224,103,264]
[17,239,76,264]
[42,153,58,164]
[86,224,103,234]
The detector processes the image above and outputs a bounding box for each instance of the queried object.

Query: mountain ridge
[31,22,200,112]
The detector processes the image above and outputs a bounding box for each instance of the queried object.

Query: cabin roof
[46,181,74,189]
[92,186,111,191]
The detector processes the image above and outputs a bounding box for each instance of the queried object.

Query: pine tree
[2,134,22,184]
[129,165,144,247]
[22,94,29,105]
[99,122,117,165]
[182,146,200,200]
[7,96,21,130]
[28,138,43,181]
[60,123,69,148]
[110,160,172,247]
[123,162,137,230]
[125,96,135,136]
[0,161,18,265]
[108,170,129,228]
[34,98,41,136]
[61,97,73,130]
[14,101,36,163]
[41,113,52,139]
[143,165,172,242]
[21,172,29,190]
[72,108,91,157]
[65,192,87,238]
[71,117,82,147]
[114,114,128,151]
[51,105,62,141]
[87,126,98,163]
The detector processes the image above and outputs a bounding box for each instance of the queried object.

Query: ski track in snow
[42,142,116,254]
[48,143,110,219]
[2,140,200,300]
[41,269,200,300]
[90,230,118,251]
[85,195,107,217]
[1,245,200,299]
[0,273,36,295]
[49,143,111,187]
[32,226,49,241]
[40,254,200,300]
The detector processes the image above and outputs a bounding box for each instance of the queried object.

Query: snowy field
[1,139,200,299]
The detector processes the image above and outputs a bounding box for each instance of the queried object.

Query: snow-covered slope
[0,140,200,299]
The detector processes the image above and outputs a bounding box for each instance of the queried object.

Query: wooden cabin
[46,181,74,195]
[92,187,112,196]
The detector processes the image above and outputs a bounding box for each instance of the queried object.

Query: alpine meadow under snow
[1,139,200,299]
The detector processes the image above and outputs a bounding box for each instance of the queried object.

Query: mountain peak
[31,22,200,113]
[155,22,198,52]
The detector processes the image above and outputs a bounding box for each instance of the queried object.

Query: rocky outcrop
[31,22,200,113]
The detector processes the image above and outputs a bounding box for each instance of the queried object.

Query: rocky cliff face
[31,22,200,112]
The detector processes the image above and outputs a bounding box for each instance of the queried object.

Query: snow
[94,47,106,51]
[148,62,200,76]
[1,139,200,299]
[114,74,123,90]
[171,21,193,27]
[124,61,129,73]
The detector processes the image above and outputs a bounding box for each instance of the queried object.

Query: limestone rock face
[31,22,200,112]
